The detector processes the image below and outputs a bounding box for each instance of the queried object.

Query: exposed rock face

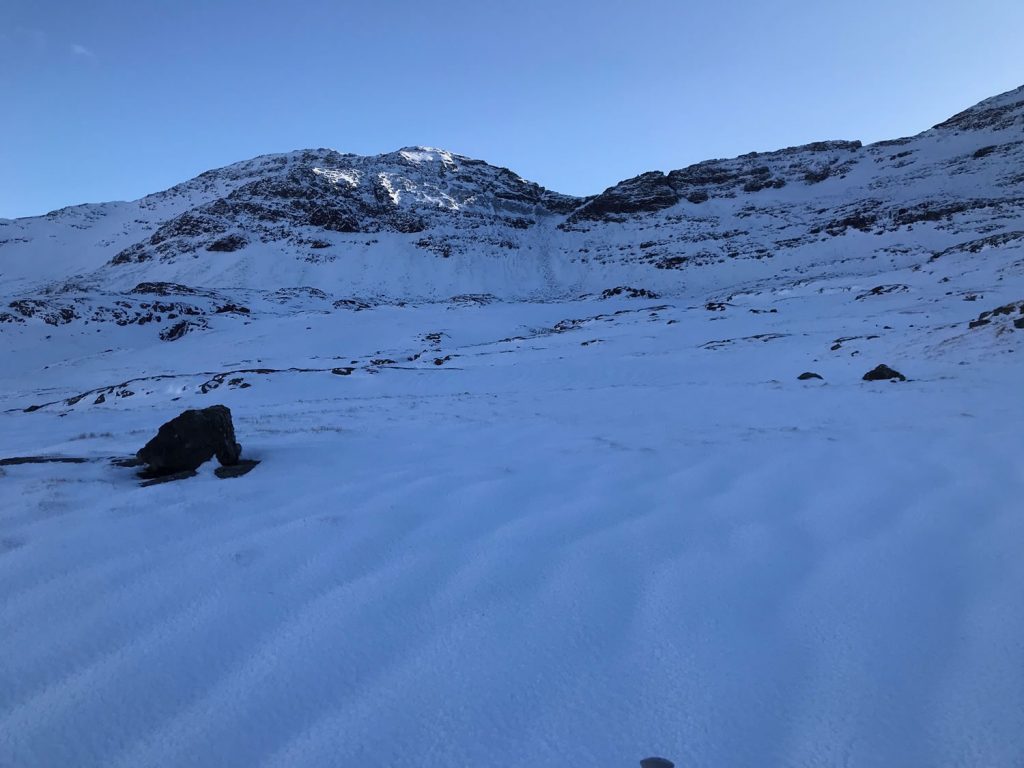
[160,320,191,341]
[207,234,248,252]
[932,84,1024,132]
[599,286,659,299]
[863,364,907,382]
[159,318,209,341]
[137,405,242,476]
[567,172,679,221]
[564,140,863,226]
[102,147,581,267]
[968,300,1024,329]
[798,371,824,380]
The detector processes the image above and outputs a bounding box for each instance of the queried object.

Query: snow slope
[1,86,1023,767]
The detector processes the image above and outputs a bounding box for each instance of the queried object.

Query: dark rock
[863,364,906,382]
[930,232,1024,261]
[855,284,908,300]
[333,298,371,311]
[798,372,824,380]
[449,293,497,305]
[94,393,106,404]
[206,234,248,252]
[140,469,197,487]
[160,320,192,341]
[0,455,90,466]
[110,456,146,468]
[112,242,148,268]
[308,206,359,232]
[8,299,79,325]
[215,459,260,479]
[892,199,1000,228]
[804,166,832,183]
[655,256,688,270]
[969,301,1024,329]
[640,758,675,768]
[199,375,224,394]
[137,405,242,477]
[934,87,1024,131]
[130,282,202,296]
[415,236,452,257]
[149,212,224,244]
[1015,317,1024,329]
[270,286,330,304]
[566,171,679,222]
[742,176,786,193]
[331,367,355,375]
[600,286,659,299]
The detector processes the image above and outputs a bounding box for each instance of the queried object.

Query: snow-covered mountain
[2,86,1023,768]
[3,84,1023,310]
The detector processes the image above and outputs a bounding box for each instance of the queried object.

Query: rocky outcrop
[106,147,581,266]
[566,172,680,221]
[137,405,242,476]
[599,286,660,299]
[863,364,906,382]
[932,85,1024,132]
[564,140,863,226]
[968,300,1024,329]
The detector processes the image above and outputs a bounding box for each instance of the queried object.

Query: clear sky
[2,0,1022,218]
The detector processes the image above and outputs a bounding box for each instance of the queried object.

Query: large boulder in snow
[863,364,906,382]
[137,405,241,476]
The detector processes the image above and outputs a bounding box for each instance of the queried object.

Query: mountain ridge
[1,83,1022,307]
[10,81,1024,225]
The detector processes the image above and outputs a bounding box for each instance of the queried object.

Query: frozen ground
[3,83,1024,766]
[2,249,1023,767]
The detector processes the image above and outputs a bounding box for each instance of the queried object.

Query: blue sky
[2,0,1022,218]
